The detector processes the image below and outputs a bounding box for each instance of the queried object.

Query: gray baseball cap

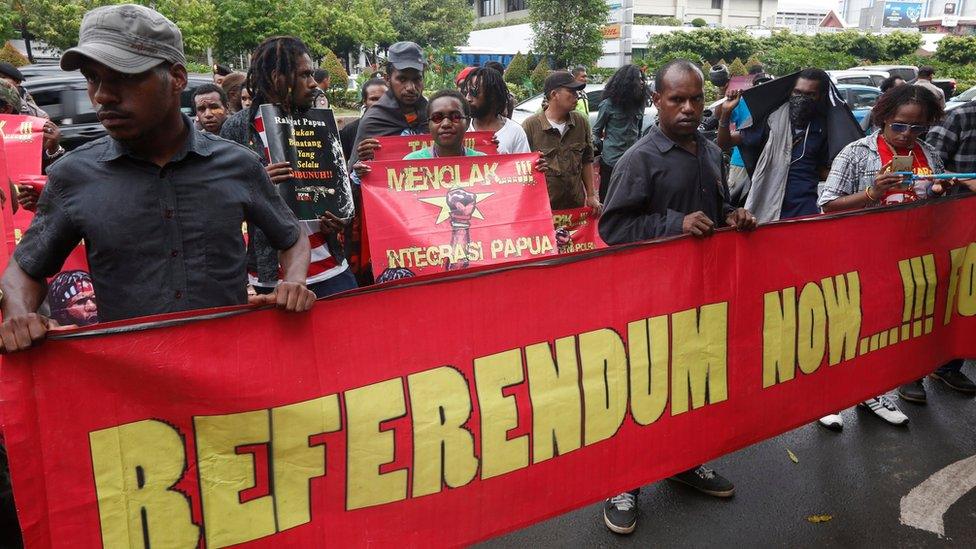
[60,4,186,74]
[388,42,425,72]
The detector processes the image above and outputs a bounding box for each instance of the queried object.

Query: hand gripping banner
[3,196,976,548]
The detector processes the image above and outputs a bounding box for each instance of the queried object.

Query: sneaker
[817,413,844,431]
[898,380,927,403]
[668,465,735,497]
[930,370,976,394]
[859,395,909,425]
[603,492,638,534]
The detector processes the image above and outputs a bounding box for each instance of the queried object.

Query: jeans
[255,268,359,300]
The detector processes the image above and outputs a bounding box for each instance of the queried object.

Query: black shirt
[14,115,301,322]
[599,125,734,244]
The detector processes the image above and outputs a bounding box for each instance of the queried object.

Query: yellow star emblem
[419,193,494,224]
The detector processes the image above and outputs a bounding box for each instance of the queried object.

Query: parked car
[828,70,889,88]
[946,85,976,112]
[837,84,882,125]
[19,63,64,80]
[23,72,213,150]
[848,65,918,82]
[511,83,657,134]
[932,78,957,99]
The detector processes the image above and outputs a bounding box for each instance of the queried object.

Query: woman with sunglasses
[815,84,944,430]
[819,85,945,214]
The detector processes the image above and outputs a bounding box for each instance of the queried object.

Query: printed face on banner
[361,153,556,280]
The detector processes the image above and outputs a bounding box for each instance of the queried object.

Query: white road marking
[900,454,976,537]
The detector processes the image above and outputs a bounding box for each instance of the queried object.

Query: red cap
[455,66,476,86]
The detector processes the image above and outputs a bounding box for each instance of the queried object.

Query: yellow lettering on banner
[957,242,976,317]
[270,395,341,531]
[407,367,479,497]
[90,420,198,549]
[474,349,529,479]
[627,316,669,425]
[579,329,628,446]
[526,338,582,462]
[345,378,408,510]
[194,410,275,548]
[796,282,826,375]
[671,303,729,415]
[762,288,797,388]
[944,245,968,325]
[821,272,861,366]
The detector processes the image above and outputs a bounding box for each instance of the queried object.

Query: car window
[839,76,874,87]
[889,68,917,81]
[71,89,99,124]
[850,89,880,109]
[957,87,976,102]
[27,89,64,121]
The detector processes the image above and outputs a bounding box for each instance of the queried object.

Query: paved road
[483,363,976,548]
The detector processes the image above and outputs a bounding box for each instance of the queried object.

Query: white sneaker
[817,413,844,431]
[859,395,909,425]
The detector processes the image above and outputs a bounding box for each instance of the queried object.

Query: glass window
[712,0,722,9]
[481,0,499,16]
[507,0,527,11]
[850,89,880,109]
[27,89,63,121]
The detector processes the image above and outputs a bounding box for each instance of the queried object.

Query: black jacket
[348,89,428,166]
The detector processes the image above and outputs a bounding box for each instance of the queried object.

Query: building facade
[472,0,778,28]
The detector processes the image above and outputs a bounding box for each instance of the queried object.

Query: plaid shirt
[818,130,944,209]
[927,102,976,173]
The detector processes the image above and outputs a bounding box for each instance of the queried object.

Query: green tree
[320,48,348,89]
[643,49,704,73]
[759,30,813,51]
[884,31,923,59]
[14,0,217,58]
[530,57,551,91]
[530,0,609,68]
[935,35,976,65]
[761,45,856,76]
[691,18,707,27]
[0,41,29,66]
[389,0,473,50]
[648,29,759,65]
[504,51,531,84]
[634,15,681,26]
[728,57,747,76]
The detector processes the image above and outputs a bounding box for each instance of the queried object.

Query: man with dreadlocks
[461,67,530,154]
[221,35,359,299]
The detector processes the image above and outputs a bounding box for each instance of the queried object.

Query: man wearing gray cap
[0,4,316,354]
[348,41,430,166]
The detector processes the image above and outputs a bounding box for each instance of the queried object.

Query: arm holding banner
[0,180,80,351]
[0,261,56,352]
[243,162,316,312]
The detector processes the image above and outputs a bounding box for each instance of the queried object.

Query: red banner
[553,207,608,254]
[3,197,976,548]
[373,131,498,161]
[0,115,45,257]
[361,153,556,280]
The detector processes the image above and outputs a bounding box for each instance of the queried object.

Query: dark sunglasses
[889,123,929,135]
[430,112,468,124]
[461,85,480,98]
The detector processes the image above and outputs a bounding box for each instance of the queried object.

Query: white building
[473,0,779,27]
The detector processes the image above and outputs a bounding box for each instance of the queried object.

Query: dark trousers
[255,269,358,299]
[599,159,614,203]
[0,445,23,548]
